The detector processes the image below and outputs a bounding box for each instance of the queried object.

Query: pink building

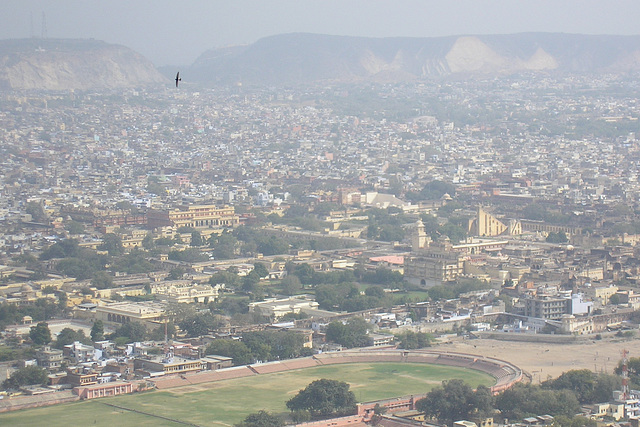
[73,382,134,399]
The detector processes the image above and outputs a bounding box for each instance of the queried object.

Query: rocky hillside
[0,39,166,90]
[190,32,640,86]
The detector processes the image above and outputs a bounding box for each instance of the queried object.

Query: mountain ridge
[3,33,640,90]
[0,38,166,91]
[190,32,640,85]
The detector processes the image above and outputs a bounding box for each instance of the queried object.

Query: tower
[41,12,47,39]
[412,219,429,251]
[622,349,630,400]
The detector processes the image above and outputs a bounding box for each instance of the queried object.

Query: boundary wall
[151,348,525,395]
[0,350,524,414]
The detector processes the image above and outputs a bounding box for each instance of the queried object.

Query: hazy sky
[2,0,640,66]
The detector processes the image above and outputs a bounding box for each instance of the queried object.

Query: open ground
[0,362,493,426]
[443,335,640,382]
[2,336,630,425]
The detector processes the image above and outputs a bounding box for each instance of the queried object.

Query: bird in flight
[175,72,182,88]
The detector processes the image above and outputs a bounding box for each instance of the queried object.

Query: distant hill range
[190,32,640,85]
[3,33,640,91]
[0,39,165,90]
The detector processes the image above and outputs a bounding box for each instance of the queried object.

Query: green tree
[2,365,48,389]
[416,379,493,425]
[291,263,315,284]
[142,233,155,250]
[364,285,385,298]
[100,233,124,255]
[57,291,68,310]
[326,317,370,348]
[235,410,284,427]
[209,270,241,288]
[315,283,359,311]
[395,331,433,349]
[168,248,208,262]
[210,296,249,317]
[286,379,357,419]
[179,313,225,337]
[111,321,147,342]
[65,220,85,234]
[206,339,252,366]
[91,320,104,342]
[148,322,176,341]
[25,201,48,222]
[190,230,204,247]
[242,271,261,293]
[290,410,311,423]
[363,267,404,286]
[253,262,269,278]
[543,369,599,404]
[615,357,640,388]
[281,275,302,295]
[29,322,51,345]
[496,383,580,421]
[420,180,456,200]
[54,328,90,349]
[243,330,312,361]
[210,231,238,259]
[111,250,154,274]
[546,231,569,243]
[91,271,114,289]
[39,238,82,260]
[168,267,185,280]
[41,286,57,294]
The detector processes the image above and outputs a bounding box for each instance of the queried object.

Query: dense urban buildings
[2,71,640,425]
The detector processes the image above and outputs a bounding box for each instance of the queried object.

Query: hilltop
[190,32,640,85]
[3,33,640,90]
[0,39,166,91]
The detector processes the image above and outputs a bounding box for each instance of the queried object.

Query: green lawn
[0,362,494,426]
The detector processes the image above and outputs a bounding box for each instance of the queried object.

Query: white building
[151,282,223,304]
[248,295,319,320]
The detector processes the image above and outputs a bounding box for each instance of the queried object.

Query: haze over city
[5,0,640,426]
[2,0,640,66]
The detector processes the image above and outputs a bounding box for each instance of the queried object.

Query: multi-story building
[35,346,63,370]
[63,341,101,363]
[524,296,570,320]
[405,219,465,287]
[404,250,466,287]
[94,301,166,327]
[147,204,239,230]
[134,356,203,376]
[151,282,223,304]
[66,369,98,387]
[248,295,320,320]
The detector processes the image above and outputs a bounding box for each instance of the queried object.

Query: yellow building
[248,296,319,320]
[134,356,202,376]
[95,302,165,327]
[151,282,223,304]
[468,207,521,237]
[404,250,466,287]
[147,204,239,230]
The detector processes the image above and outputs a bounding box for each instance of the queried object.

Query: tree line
[235,368,622,427]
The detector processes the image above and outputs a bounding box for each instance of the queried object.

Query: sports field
[0,362,494,426]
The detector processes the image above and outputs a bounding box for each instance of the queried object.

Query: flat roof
[74,381,133,390]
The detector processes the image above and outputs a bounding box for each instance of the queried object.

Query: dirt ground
[440,335,640,383]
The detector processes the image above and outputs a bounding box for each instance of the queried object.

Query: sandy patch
[440,335,637,382]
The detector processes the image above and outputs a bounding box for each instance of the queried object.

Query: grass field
[0,362,494,426]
